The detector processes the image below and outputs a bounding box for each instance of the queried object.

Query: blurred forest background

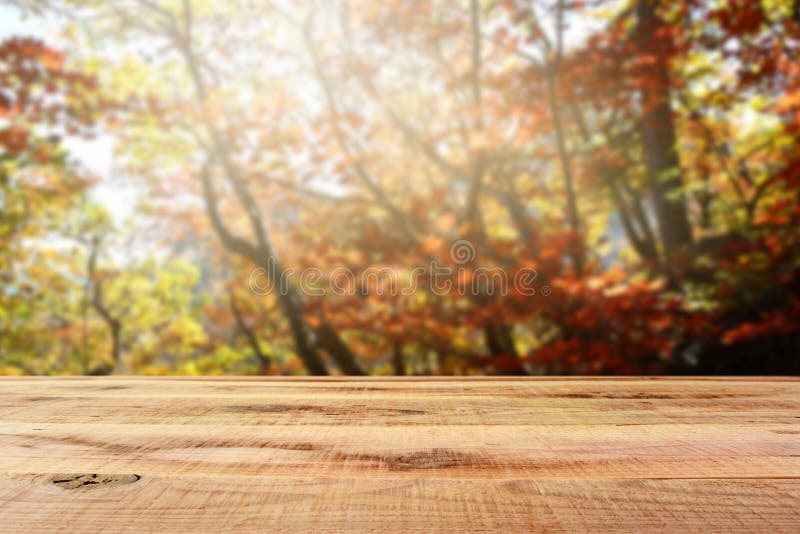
[1,0,800,376]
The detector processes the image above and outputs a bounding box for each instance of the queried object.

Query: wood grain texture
[0,377,798,532]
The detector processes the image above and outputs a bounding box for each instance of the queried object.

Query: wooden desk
[1,377,798,532]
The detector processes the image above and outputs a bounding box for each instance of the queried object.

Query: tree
[6,0,797,376]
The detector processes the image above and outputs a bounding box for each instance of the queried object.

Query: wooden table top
[0,377,799,532]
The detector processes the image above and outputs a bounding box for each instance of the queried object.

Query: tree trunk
[229,289,270,372]
[109,321,121,371]
[547,69,584,275]
[483,324,526,375]
[392,342,405,376]
[277,292,329,376]
[636,0,693,258]
[315,322,367,375]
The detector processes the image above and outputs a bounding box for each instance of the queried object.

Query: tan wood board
[0,377,799,532]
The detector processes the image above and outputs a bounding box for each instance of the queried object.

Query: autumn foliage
[1,0,800,375]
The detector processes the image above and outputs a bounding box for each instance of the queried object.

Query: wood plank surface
[0,377,798,532]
